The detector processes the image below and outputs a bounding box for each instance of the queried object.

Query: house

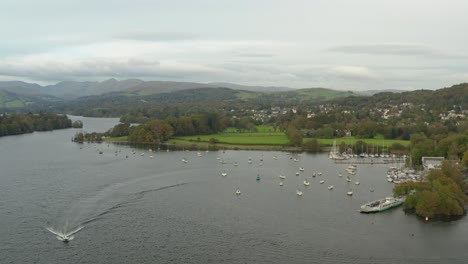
[421,157,444,170]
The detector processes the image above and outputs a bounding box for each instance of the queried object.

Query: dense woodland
[0,113,73,137]
[394,161,467,218]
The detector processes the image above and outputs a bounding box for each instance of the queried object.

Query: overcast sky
[1,0,468,90]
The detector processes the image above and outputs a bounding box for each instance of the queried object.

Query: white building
[421,157,444,170]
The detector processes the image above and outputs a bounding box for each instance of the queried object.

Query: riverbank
[102,139,303,152]
[102,134,409,152]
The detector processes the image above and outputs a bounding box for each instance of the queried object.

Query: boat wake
[46,225,83,242]
[46,182,187,241]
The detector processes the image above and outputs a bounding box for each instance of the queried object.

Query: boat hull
[360,198,404,213]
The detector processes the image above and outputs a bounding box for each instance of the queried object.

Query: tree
[286,125,302,146]
[303,139,320,152]
[72,120,83,128]
[462,150,468,168]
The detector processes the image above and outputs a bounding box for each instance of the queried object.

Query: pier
[333,158,405,165]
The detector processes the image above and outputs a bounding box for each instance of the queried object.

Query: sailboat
[235,169,241,195]
[329,139,344,160]
[256,174,261,181]
[355,171,360,185]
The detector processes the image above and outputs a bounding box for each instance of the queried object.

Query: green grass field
[174,132,289,145]
[105,125,410,148]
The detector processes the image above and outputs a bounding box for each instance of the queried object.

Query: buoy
[425,216,429,221]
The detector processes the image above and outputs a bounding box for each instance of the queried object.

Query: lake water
[1,116,467,264]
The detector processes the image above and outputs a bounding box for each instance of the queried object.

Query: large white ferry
[360,197,404,213]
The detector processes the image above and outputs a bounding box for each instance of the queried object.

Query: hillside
[38,78,144,99]
[0,90,59,110]
[329,83,468,111]
[46,86,358,118]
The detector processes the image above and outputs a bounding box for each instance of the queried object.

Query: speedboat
[60,235,71,243]
[303,180,310,186]
[328,185,334,190]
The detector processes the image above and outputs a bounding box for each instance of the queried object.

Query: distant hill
[0,90,59,110]
[0,81,44,96]
[37,78,144,99]
[208,82,292,92]
[279,88,355,101]
[0,79,294,99]
[357,89,407,96]
[122,81,293,95]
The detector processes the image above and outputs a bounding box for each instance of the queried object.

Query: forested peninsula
[0,113,79,137]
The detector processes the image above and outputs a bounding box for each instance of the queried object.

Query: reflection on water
[0,116,467,264]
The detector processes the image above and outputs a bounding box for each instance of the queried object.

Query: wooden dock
[334,160,388,164]
[333,159,405,165]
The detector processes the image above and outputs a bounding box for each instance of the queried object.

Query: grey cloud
[330,66,378,80]
[114,31,199,42]
[327,44,462,59]
[235,52,276,58]
[0,57,225,83]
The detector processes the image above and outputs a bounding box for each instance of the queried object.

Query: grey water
[1,116,467,264]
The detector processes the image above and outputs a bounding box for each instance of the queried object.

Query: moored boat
[360,197,404,213]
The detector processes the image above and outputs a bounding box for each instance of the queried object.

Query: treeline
[0,113,72,137]
[410,132,468,168]
[75,112,227,143]
[394,161,467,218]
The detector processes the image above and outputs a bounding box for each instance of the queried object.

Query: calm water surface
[1,116,467,263]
